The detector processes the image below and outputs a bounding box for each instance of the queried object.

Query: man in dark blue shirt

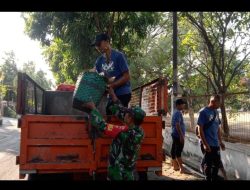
[91,33,131,113]
[197,95,226,181]
[171,98,189,174]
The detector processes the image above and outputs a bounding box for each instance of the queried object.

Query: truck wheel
[138,172,148,181]
[95,173,107,180]
[28,173,72,180]
[28,174,39,181]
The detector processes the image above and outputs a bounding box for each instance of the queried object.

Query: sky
[0,12,55,86]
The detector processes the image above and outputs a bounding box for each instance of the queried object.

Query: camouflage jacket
[90,101,144,180]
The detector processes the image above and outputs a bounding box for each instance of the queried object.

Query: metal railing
[16,72,45,115]
[167,91,250,143]
[130,77,168,116]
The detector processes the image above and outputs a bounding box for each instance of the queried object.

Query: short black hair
[175,98,186,106]
[91,33,110,46]
[210,94,220,102]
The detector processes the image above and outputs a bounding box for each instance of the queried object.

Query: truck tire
[95,172,107,180]
[28,173,72,180]
[137,171,148,181]
[28,174,41,181]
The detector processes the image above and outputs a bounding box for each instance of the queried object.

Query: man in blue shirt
[197,95,226,181]
[171,99,189,174]
[91,33,131,114]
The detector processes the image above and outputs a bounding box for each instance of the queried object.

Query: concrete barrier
[163,127,250,180]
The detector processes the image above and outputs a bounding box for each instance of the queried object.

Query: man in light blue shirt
[197,95,226,181]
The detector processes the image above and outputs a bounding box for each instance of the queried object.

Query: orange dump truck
[16,72,167,180]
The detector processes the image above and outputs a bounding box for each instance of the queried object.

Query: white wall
[163,127,250,180]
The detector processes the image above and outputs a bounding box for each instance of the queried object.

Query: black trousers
[106,93,131,115]
[117,93,132,107]
[171,136,184,159]
[200,145,221,181]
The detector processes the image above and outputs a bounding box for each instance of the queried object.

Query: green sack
[72,71,108,112]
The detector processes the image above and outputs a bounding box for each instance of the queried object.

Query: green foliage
[23,12,250,120]
[0,51,53,107]
[174,12,250,114]
[129,35,173,88]
[23,12,163,85]
[0,51,18,86]
[0,51,18,101]
[128,13,173,88]
[177,12,250,135]
[22,61,53,90]
[3,106,17,118]
[0,85,8,99]
[180,12,250,93]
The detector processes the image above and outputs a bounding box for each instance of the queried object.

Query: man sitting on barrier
[85,86,146,180]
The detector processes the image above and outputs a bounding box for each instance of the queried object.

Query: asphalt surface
[0,117,27,180]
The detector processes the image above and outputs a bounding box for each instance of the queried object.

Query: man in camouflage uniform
[85,87,146,180]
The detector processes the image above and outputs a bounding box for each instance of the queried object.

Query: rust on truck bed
[28,156,45,163]
[56,154,80,162]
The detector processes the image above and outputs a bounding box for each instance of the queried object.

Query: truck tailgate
[19,115,163,175]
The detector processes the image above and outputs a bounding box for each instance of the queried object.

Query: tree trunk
[172,12,178,97]
[107,12,115,37]
[220,94,229,137]
[187,96,195,130]
[93,12,102,33]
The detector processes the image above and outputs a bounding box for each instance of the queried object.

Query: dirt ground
[147,156,203,180]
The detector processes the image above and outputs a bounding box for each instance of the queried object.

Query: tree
[0,51,53,106]
[22,61,53,90]
[130,35,173,87]
[0,51,18,86]
[181,12,250,136]
[129,13,173,88]
[0,51,18,101]
[23,12,163,85]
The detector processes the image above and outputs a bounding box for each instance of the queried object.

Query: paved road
[0,117,202,180]
[0,117,27,180]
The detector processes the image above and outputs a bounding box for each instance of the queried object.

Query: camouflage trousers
[107,165,135,180]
